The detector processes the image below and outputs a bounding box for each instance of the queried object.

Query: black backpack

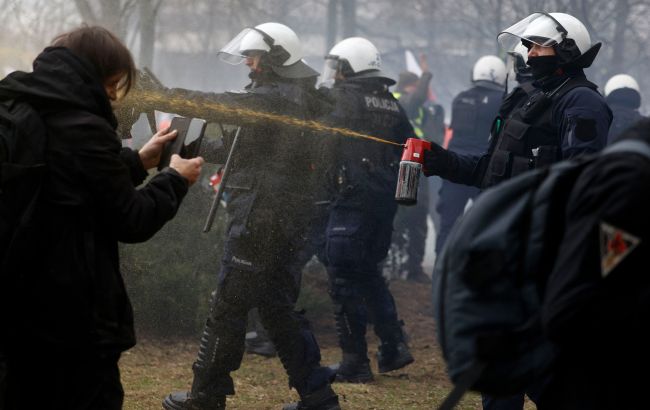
[0,99,48,270]
[432,139,650,409]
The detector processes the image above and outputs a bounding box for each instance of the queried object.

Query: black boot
[282,384,341,410]
[328,353,373,383]
[376,341,414,373]
[162,391,225,410]
[245,331,277,357]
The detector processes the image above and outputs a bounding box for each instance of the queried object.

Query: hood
[0,47,116,128]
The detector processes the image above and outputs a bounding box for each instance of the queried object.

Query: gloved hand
[422,142,451,177]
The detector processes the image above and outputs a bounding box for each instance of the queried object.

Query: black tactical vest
[481,77,597,188]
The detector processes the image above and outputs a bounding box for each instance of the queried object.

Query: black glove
[422,142,452,177]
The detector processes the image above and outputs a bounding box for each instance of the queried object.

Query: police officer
[160,23,340,410]
[423,12,611,188]
[604,74,646,144]
[540,120,650,409]
[318,37,415,383]
[422,12,612,410]
[390,55,444,283]
[435,55,506,255]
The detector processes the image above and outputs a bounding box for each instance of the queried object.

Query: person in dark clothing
[421,12,612,410]
[318,37,415,383]
[390,55,444,283]
[539,119,650,409]
[435,55,505,255]
[0,26,203,410]
[604,73,646,144]
[158,23,340,410]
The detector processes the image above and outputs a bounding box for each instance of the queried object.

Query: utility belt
[335,159,399,194]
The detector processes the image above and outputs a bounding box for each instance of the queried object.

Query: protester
[540,119,650,409]
[0,25,203,410]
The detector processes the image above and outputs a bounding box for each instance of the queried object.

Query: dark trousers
[325,205,404,356]
[194,263,326,396]
[435,180,480,255]
[3,348,123,410]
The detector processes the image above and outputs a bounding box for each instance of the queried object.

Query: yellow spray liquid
[118,89,405,148]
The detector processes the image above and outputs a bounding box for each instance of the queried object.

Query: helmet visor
[498,12,566,53]
[218,28,269,65]
[319,56,339,87]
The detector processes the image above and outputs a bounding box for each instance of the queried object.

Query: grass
[120,270,535,410]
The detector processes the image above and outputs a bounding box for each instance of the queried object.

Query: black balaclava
[527,55,560,81]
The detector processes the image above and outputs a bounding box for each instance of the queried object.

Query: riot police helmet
[498,12,601,69]
[471,55,507,86]
[605,74,640,97]
[218,22,318,79]
[507,42,532,81]
[321,37,394,86]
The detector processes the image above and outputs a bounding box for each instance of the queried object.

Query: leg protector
[190,286,248,398]
[328,275,369,358]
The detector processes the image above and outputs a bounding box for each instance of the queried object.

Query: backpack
[432,139,650,409]
[0,99,48,270]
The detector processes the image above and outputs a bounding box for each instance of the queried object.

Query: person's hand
[419,53,430,73]
[170,154,204,186]
[138,126,178,170]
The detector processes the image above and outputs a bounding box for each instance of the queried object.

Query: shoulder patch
[600,222,640,278]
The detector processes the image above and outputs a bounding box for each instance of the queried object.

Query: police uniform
[435,81,503,254]
[540,127,650,409]
[605,88,645,144]
[319,76,414,377]
[157,76,336,407]
[424,70,612,190]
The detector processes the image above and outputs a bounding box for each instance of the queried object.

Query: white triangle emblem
[599,222,640,278]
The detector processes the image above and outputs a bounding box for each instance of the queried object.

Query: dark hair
[51,25,136,96]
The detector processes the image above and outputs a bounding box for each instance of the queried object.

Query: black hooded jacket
[0,47,188,352]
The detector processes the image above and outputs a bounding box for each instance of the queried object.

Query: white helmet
[321,37,393,85]
[604,74,640,97]
[498,12,600,68]
[472,55,506,86]
[218,22,317,78]
[507,43,532,81]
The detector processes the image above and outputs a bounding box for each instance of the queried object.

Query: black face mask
[527,55,560,80]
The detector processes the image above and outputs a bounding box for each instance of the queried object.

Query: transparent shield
[498,12,566,53]
[217,28,268,65]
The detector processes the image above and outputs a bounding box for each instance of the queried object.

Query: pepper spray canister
[395,138,431,205]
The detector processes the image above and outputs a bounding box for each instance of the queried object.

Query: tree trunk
[610,0,629,74]
[341,0,356,38]
[326,0,339,51]
[139,0,159,70]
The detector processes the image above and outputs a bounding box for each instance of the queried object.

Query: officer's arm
[422,143,485,187]
[557,88,612,159]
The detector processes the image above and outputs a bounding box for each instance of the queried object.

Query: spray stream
[117,89,405,148]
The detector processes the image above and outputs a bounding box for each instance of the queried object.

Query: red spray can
[395,138,431,205]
